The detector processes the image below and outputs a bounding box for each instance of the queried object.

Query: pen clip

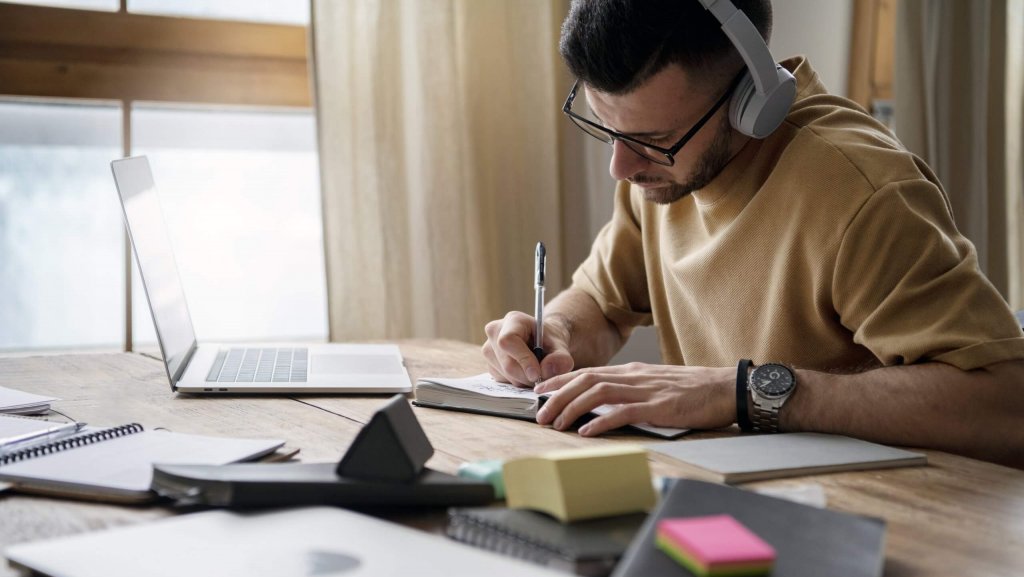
[534,242,546,288]
[533,242,547,362]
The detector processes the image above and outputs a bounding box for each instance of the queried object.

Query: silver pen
[533,242,546,362]
[0,421,85,457]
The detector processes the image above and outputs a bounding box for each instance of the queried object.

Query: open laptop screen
[111,157,197,382]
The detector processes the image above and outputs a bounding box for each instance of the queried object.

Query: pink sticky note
[657,514,776,569]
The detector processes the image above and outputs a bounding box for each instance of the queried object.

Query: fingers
[537,375,650,429]
[539,350,574,381]
[579,402,658,436]
[532,364,734,436]
[482,312,544,386]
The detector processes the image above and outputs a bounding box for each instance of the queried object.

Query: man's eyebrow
[589,110,672,140]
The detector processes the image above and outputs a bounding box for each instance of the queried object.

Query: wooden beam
[872,0,896,101]
[847,0,878,110]
[0,2,311,107]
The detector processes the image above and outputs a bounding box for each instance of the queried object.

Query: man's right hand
[482,311,575,387]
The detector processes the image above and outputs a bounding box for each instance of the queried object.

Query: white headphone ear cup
[728,66,796,138]
[728,72,758,136]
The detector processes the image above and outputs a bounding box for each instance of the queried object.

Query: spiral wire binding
[446,513,566,567]
[0,423,143,466]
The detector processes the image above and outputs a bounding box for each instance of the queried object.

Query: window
[0,2,321,352]
[0,101,122,350]
[128,0,309,25]
[131,106,325,345]
[5,0,116,10]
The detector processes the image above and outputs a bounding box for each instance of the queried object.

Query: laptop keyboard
[206,348,309,383]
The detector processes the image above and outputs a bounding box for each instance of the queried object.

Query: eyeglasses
[561,74,741,167]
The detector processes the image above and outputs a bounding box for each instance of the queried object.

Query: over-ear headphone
[698,0,795,138]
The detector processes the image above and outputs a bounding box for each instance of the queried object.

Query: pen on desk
[0,421,85,456]
[533,241,546,364]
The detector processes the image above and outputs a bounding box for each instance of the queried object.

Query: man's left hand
[533,363,736,436]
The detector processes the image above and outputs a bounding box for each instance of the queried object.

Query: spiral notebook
[446,507,647,577]
[0,423,284,503]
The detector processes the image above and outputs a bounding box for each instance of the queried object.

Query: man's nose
[608,139,651,182]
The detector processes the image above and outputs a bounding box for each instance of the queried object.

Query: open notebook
[0,423,284,502]
[414,373,688,439]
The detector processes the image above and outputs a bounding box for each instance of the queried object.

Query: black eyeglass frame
[561,73,743,167]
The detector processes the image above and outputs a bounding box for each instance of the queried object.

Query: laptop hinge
[169,340,199,392]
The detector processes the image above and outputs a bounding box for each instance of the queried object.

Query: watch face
[751,364,795,397]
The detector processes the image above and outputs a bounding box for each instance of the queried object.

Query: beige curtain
[895,0,1024,308]
[311,0,581,342]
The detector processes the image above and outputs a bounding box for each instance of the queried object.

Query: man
[482,0,1024,468]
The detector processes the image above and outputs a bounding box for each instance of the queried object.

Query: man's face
[584,64,740,204]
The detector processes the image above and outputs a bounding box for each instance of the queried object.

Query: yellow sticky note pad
[503,445,656,522]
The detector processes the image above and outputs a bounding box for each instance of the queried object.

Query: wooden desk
[1,340,1022,577]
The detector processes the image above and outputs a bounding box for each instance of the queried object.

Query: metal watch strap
[751,403,780,433]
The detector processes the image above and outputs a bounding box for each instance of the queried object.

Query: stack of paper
[656,515,776,576]
[503,445,657,522]
[0,386,57,415]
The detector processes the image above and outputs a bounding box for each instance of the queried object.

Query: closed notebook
[648,433,927,483]
[414,373,687,439]
[612,479,886,577]
[447,507,647,577]
[0,423,284,503]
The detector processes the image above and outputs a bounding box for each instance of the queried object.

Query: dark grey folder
[612,479,886,577]
[152,462,495,508]
[151,395,494,508]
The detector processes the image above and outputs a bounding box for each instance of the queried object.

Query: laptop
[5,506,564,577]
[110,156,412,394]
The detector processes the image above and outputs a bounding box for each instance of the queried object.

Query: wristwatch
[748,363,796,433]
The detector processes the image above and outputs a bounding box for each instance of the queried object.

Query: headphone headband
[696,0,796,138]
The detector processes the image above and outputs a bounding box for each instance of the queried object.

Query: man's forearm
[546,287,630,369]
[781,360,1024,468]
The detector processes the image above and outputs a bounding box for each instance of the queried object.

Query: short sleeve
[570,181,653,329]
[833,180,1024,370]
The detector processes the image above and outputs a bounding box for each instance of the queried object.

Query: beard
[630,118,735,205]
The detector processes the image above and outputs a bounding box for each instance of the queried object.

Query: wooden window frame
[0,2,310,107]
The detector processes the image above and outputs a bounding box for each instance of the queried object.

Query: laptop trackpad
[311,354,404,375]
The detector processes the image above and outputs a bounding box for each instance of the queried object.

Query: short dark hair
[559,0,773,94]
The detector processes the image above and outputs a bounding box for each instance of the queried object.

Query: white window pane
[131,106,326,348]
[0,101,123,351]
[3,0,116,10]
[128,0,308,25]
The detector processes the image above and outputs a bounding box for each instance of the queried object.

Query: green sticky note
[457,459,505,500]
